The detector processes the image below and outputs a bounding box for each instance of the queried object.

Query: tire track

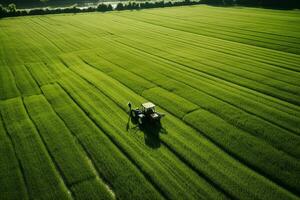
[83,53,300,157]
[21,97,74,199]
[0,112,30,200]
[144,11,300,45]
[41,88,116,199]
[71,57,299,198]
[115,13,300,55]
[108,15,300,73]
[56,82,172,200]
[68,69,234,199]
[98,39,300,134]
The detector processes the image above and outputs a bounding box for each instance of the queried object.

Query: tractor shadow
[127,113,167,149]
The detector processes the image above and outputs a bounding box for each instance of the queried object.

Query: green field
[0,5,300,200]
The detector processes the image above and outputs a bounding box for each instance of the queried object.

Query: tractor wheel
[131,110,136,118]
[138,117,143,125]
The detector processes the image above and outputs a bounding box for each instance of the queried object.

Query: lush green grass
[0,98,71,199]
[0,5,300,200]
[0,114,28,200]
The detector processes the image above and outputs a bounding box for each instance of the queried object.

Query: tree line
[0,0,203,18]
[1,0,300,19]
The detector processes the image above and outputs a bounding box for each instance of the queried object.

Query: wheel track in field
[98,19,300,93]
[62,16,300,105]
[142,11,300,45]
[58,61,231,200]
[0,96,73,199]
[22,55,114,198]
[48,13,300,74]
[23,60,116,199]
[37,94,116,199]
[110,17,300,75]
[14,15,300,162]
[33,16,113,52]
[91,38,297,135]
[27,18,93,54]
[20,96,75,199]
[84,46,300,152]
[116,13,300,55]
[113,36,300,97]
[64,67,240,199]
[3,28,232,198]
[67,63,235,199]
[7,17,300,115]
[94,39,300,137]
[108,14,300,69]
[157,13,300,40]
[2,12,300,198]
[71,13,300,70]
[69,57,299,198]
[15,10,300,75]
[150,7,300,35]
[0,112,30,199]
[25,19,64,53]
[55,82,173,200]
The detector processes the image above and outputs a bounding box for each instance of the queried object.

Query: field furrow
[24,94,113,200]
[116,10,300,54]
[58,71,227,200]
[41,83,165,200]
[79,48,300,156]
[0,113,28,200]
[1,5,300,199]
[0,98,71,200]
[61,57,298,199]
[96,38,300,133]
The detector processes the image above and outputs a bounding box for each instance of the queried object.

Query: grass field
[0,5,300,200]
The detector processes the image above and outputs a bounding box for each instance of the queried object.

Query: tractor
[129,102,164,125]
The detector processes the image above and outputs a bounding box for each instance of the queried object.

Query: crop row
[56,57,226,200]
[80,41,300,141]
[1,44,166,199]
[104,26,300,106]
[65,14,300,112]
[72,51,300,194]
[41,83,165,200]
[165,6,300,32]
[1,8,300,199]
[0,113,28,199]
[100,37,300,134]
[0,64,20,100]
[78,13,300,73]
[114,10,300,54]
[58,55,298,199]
[23,55,165,199]
[23,94,113,199]
[142,10,300,46]
[0,98,71,199]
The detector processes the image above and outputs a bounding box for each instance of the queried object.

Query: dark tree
[0,4,8,18]
[107,4,113,11]
[97,4,109,12]
[116,3,124,10]
[8,3,16,13]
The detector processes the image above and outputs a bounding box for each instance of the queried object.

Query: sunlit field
[0,5,300,200]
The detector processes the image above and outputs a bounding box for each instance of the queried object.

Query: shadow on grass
[126,112,167,149]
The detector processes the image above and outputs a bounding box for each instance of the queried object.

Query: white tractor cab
[130,102,163,125]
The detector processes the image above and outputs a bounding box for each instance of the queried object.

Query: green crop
[0,5,299,200]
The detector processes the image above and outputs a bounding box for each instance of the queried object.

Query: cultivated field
[0,5,300,200]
